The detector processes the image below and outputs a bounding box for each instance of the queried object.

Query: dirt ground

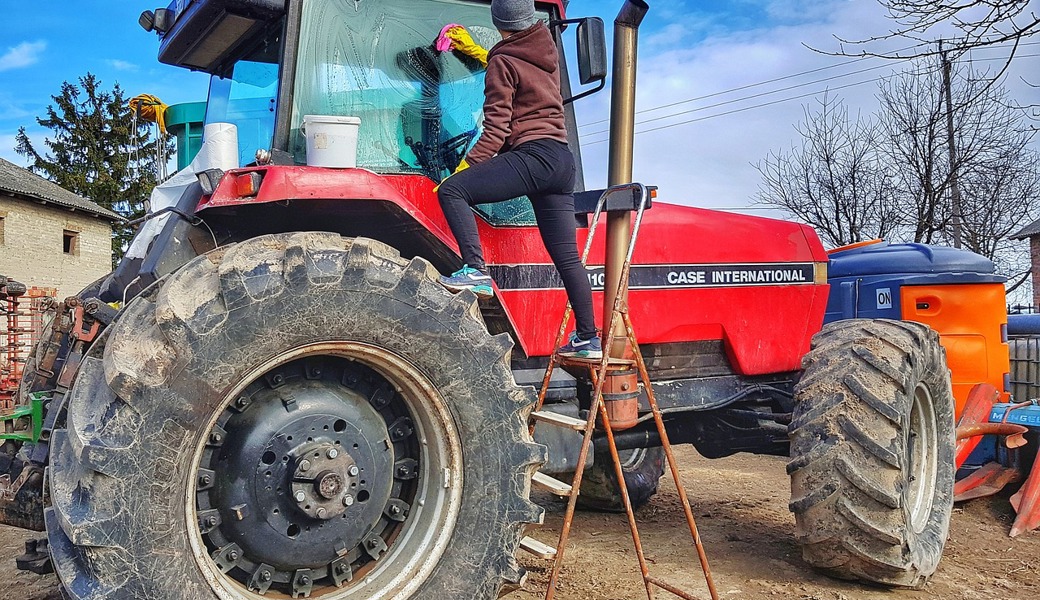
[4,447,1039,599]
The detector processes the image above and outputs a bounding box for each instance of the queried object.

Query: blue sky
[0,2,212,163]
[1,1,1037,211]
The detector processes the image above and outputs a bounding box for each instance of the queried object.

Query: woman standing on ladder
[435,0,601,359]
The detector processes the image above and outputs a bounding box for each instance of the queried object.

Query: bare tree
[958,124,1040,276]
[758,59,1040,272]
[876,62,951,244]
[756,96,899,247]
[877,59,1040,258]
[834,0,1039,59]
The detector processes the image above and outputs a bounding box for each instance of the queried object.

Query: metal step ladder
[521,183,720,600]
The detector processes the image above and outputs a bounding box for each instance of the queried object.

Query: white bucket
[303,115,361,168]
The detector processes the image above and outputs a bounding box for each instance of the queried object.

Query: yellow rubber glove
[446,26,488,67]
[433,159,470,193]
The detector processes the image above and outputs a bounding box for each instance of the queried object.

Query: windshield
[205,20,283,168]
[292,0,551,185]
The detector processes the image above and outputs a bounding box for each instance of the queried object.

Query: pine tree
[15,73,170,265]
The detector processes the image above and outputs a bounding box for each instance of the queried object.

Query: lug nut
[294,491,307,503]
[327,448,339,459]
[348,465,359,476]
[343,495,355,507]
[300,459,311,472]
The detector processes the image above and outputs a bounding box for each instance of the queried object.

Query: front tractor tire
[46,234,544,600]
[788,319,955,588]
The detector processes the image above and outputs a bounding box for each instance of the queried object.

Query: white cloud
[106,59,139,72]
[0,41,46,72]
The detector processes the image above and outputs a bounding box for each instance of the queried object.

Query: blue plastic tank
[825,241,1004,322]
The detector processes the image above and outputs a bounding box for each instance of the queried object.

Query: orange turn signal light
[234,172,263,197]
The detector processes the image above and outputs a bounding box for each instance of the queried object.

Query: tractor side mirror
[553,16,607,105]
[576,17,607,85]
[153,8,174,34]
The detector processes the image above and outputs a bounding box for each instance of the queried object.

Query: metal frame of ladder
[525,183,720,600]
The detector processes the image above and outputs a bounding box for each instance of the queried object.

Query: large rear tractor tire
[46,234,544,600]
[788,319,955,588]
[578,446,664,512]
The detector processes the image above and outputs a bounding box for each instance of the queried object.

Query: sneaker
[439,265,494,298]
[559,332,602,359]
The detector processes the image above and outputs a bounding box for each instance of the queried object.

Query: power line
[581,59,909,139]
[576,41,929,129]
[579,51,1040,146]
[580,78,880,146]
[576,39,1040,130]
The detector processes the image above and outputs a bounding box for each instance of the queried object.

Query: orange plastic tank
[899,283,1010,415]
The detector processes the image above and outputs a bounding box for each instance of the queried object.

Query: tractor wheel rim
[186,342,463,599]
[907,381,938,534]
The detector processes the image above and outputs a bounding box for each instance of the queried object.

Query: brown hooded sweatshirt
[464,22,569,165]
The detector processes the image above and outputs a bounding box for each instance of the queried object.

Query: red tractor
[2,1,956,598]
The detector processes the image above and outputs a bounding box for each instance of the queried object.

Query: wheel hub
[290,445,360,520]
[195,357,423,594]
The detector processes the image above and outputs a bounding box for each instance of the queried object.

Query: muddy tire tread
[47,234,543,600]
[788,319,955,588]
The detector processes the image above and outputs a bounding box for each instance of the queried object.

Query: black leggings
[438,139,597,338]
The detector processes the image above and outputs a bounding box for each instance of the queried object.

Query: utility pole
[940,40,964,249]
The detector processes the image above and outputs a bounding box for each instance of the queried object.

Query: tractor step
[530,410,586,431]
[520,536,557,560]
[532,472,572,496]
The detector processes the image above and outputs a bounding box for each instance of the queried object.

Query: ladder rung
[531,410,587,431]
[519,536,558,560]
[558,355,636,368]
[532,472,573,496]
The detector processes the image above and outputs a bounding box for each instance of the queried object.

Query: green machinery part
[0,391,48,443]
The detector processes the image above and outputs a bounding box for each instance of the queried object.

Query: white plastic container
[303,115,361,168]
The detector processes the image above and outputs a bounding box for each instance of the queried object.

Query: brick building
[0,158,122,298]
[1012,219,1040,308]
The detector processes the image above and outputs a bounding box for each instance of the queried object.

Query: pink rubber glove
[436,23,463,52]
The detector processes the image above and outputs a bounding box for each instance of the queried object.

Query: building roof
[0,157,123,222]
[1012,218,1040,240]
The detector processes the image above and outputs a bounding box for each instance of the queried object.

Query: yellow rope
[128,94,169,135]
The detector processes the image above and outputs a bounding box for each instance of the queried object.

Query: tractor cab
[143,0,581,179]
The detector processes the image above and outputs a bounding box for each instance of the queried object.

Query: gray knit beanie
[491,0,537,31]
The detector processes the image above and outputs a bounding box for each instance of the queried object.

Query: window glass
[293,0,552,226]
[205,23,282,167]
